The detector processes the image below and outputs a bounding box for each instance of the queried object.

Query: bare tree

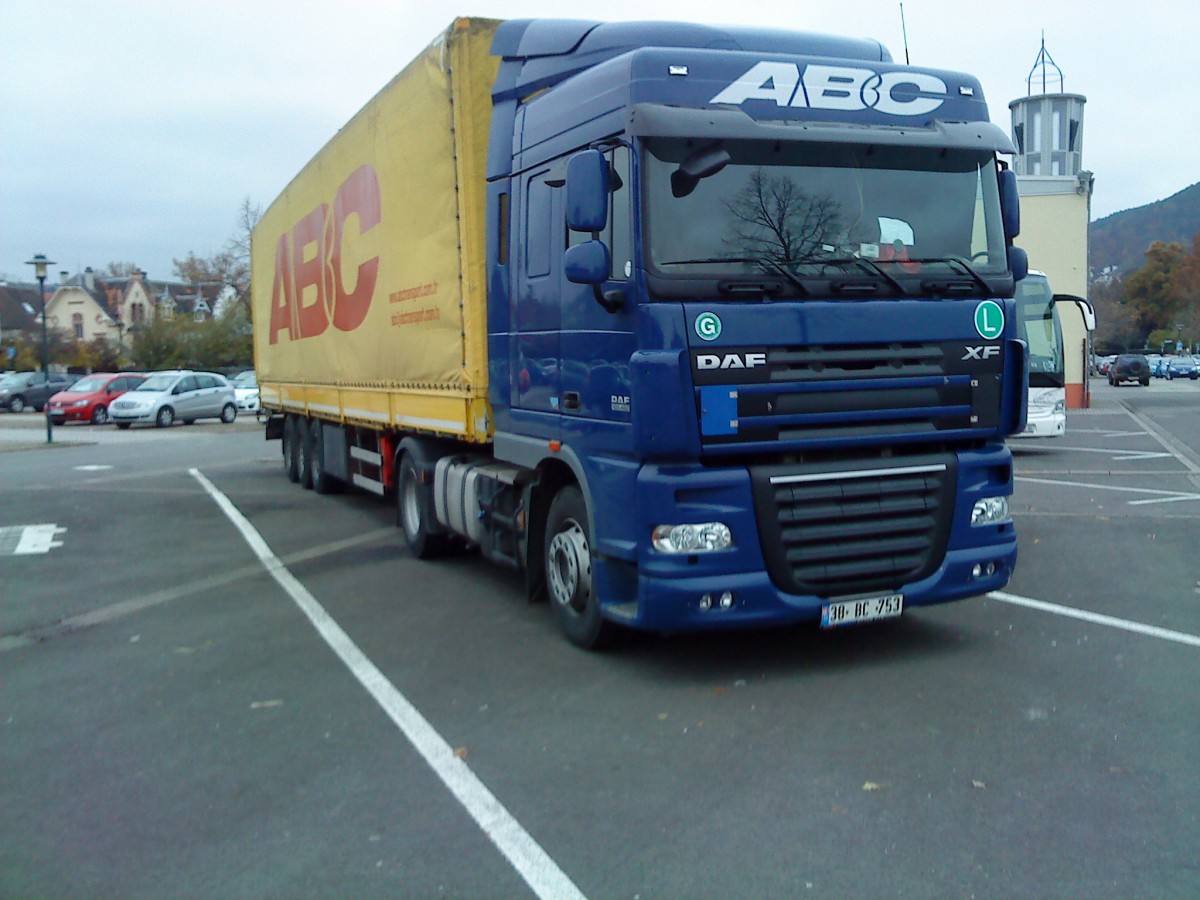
[172,196,262,315]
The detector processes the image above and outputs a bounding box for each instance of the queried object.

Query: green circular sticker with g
[974,300,1004,340]
[695,312,722,341]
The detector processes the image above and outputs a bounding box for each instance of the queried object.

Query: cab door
[511,167,563,437]
[561,144,636,428]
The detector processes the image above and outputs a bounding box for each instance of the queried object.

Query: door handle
[562,391,581,411]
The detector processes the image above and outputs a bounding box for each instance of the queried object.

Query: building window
[72,313,84,339]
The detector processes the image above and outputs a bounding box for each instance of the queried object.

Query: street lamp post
[25,253,56,444]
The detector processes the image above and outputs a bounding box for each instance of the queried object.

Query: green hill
[1090,182,1200,277]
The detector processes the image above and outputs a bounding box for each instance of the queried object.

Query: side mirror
[566,149,608,232]
[671,144,731,198]
[998,168,1021,240]
[1053,293,1096,331]
[1007,245,1028,282]
[565,241,610,285]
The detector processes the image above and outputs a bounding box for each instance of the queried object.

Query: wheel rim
[158,408,173,427]
[548,519,592,615]
[93,406,108,425]
[11,398,24,413]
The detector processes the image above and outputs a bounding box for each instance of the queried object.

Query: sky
[2,0,1196,285]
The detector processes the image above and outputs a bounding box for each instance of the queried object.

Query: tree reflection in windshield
[723,169,843,267]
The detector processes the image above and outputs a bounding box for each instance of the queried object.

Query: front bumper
[110,408,157,424]
[595,446,1017,633]
[1013,408,1065,438]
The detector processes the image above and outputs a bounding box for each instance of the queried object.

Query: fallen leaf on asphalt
[862,781,884,792]
[453,747,468,759]
[714,686,727,695]
[971,780,986,789]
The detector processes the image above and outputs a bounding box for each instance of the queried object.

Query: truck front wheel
[398,453,448,559]
[545,486,616,649]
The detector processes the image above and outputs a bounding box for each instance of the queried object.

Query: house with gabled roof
[44,269,120,343]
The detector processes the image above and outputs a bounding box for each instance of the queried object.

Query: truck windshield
[643,137,1007,295]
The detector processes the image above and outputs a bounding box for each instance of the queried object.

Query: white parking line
[989,591,1200,648]
[1016,475,1200,506]
[189,469,586,900]
[1119,404,1200,475]
[1036,445,1173,462]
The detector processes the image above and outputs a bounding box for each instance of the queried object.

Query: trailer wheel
[284,415,301,483]
[545,485,616,649]
[307,419,338,494]
[398,453,448,559]
[297,418,314,489]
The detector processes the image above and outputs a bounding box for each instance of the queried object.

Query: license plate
[821,593,904,628]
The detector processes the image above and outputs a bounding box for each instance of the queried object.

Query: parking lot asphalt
[1,379,1197,898]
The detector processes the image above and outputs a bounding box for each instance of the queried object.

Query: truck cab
[484,21,1025,644]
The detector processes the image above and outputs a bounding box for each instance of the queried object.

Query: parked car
[47,372,146,425]
[0,371,76,412]
[1097,355,1116,376]
[1165,356,1199,380]
[109,370,238,428]
[1148,356,1167,378]
[231,370,260,415]
[1107,354,1151,386]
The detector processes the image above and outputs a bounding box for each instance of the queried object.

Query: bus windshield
[1015,274,1064,388]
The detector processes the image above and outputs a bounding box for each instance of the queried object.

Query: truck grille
[749,454,956,597]
[694,341,1002,449]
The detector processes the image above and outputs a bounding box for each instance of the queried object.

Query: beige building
[1009,70,1095,408]
[1012,173,1095,408]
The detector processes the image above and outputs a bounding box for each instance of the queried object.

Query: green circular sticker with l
[974,300,1005,340]
[695,312,722,341]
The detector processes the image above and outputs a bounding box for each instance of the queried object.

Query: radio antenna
[899,3,911,64]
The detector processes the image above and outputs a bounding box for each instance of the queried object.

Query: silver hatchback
[109,370,238,429]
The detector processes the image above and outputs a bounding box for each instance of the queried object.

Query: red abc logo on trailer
[269,165,381,344]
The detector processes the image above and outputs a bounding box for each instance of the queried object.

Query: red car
[47,373,146,425]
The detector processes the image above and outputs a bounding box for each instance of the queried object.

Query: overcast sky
[2,0,1195,284]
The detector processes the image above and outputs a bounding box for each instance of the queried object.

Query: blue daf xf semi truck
[253,18,1027,648]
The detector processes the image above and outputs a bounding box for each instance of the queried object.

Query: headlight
[1053,399,1065,415]
[970,496,1009,527]
[71,399,89,407]
[652,522,733,553]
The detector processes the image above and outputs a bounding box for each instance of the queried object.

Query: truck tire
[284,415,301,483]
[398,453,448,559]
[297,417,314,489]
[545,485,616,649]
[307,419,337,494]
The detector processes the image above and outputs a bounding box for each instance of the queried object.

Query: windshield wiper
[816,257,906,296]
[907,256,993,293]
[660,256,808,295]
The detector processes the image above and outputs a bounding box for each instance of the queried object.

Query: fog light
[972,561,999,578]
[699,594,713,611]
[652,522,733,554]
[718,591,734,609]
[970,496,1009,527]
